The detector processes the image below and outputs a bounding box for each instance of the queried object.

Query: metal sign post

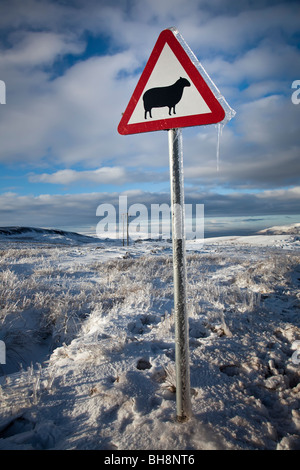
[118,27,235,423]
[168,128,191,421]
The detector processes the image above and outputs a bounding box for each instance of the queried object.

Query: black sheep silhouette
[143,77,191,119]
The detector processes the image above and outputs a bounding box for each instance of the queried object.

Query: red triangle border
[118,29,225,135]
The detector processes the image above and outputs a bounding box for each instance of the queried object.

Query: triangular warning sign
[118,28,226,135]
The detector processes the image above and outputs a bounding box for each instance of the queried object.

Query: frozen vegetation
[0,225,299,450]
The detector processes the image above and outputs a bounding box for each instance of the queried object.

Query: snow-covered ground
[0,225,299,450]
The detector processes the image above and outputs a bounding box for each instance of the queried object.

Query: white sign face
[128,44,211,125]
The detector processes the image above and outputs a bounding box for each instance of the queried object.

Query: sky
[0,0,299,237]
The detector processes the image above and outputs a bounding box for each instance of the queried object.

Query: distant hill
[257,223,300,236]
[0,226,99,245]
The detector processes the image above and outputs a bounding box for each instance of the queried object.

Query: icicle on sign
[117,27,235,422]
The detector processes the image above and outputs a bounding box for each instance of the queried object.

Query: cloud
[0,49,141,164]
[0,186,299,231]
[29,167,131,186]
[257,186,300,200]
[204,42,300,93]
[4,53,296,192]
[28,166,169,187]
[195,186,300,218]
[182,90,300,191]
[29,167,126,185]
[0,0,299,231]
[179,2,300,55]
[0,31,85,67]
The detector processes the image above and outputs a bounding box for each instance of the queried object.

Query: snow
[0,225,299,450]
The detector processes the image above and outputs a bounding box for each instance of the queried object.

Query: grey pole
[168,128,192,421]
